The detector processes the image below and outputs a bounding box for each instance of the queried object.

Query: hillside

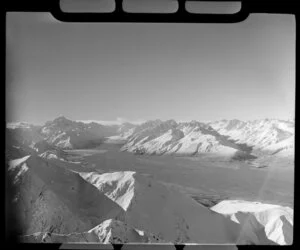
[7,155,125,236]
[211,200,293,245]
[21,219,164,243]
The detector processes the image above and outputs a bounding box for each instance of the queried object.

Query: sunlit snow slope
[211,200,293,245]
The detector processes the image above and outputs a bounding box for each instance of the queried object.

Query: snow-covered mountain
[6,116,294,160]
[5,124,44,160]
[6,123,43,147]
[118,118,294,159]
[211,200,293,245]
[120,120,256,159]
[264,135,294,157]
[208,119,294,156]
[39,116,119,149]
[5,124,72,164]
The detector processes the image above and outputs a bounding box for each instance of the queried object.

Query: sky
[6,11,295,125]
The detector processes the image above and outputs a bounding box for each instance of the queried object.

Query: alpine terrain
[6,116,294,245]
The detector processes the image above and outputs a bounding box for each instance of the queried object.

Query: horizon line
[6,115,295,127]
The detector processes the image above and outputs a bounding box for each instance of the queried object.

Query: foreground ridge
[211,200,293,245]
[7,153,294,245]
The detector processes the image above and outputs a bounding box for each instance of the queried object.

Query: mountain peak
[53,115,70,122]
[164,119,177,126]
[47,116,75,127]
[142,119,162,126]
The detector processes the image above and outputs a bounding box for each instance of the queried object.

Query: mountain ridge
[6,116,294,161]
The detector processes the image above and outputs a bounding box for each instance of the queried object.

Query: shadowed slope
[21,219,164,243]
[7,155,125,236]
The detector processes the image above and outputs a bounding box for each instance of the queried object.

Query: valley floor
[65,142,294,208]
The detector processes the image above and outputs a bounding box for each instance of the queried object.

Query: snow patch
[8,155,31,171]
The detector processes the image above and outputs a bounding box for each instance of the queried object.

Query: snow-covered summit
[211,200,293,245]
[209,119,294,152]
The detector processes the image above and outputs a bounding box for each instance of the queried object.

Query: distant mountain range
[6,116,294,161]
